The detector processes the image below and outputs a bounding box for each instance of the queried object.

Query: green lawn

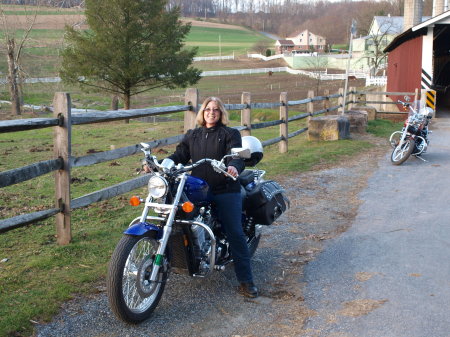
[186,26,271,56]
[0,22,271,78]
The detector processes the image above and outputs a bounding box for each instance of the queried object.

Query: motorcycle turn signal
[181,201,194,213]
[129,196,142,206]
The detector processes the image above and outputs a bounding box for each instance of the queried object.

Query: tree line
[1,0,435,44]
[1,0,436,115]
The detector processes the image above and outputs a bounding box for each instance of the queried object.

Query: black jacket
[168,125,245,194]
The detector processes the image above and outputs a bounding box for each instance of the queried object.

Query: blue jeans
[211,192,254,283]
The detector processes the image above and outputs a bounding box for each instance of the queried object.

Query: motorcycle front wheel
[107,234,168,323]
[391,138,414,165]
[389,131,403,148]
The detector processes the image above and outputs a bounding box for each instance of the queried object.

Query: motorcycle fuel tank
[184,175,211,203]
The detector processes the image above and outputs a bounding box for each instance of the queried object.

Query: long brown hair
[195,96,230,126]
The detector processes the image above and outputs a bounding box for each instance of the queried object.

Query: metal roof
[384,10,450,52]
[412,9,450,31]
[276,40,295,46]
[372,15,431,35]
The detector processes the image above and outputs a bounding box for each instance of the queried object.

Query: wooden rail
[354,89,419,114]
[0,87,351,242]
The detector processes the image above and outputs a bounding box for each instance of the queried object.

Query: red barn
[384,7,450,114]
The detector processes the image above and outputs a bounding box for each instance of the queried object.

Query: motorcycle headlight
[147,175,168,199]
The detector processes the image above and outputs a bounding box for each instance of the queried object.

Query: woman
[167,96,258,298]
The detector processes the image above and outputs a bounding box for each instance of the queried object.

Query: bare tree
[1,5,37,115]
[365,17,401,76]
[304,54,329,93]
[252,39,272,55]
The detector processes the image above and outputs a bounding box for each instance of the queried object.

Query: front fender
[123,222,163,240]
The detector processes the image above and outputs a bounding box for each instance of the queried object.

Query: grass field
[185,26,271,56]
[0,12,272,79]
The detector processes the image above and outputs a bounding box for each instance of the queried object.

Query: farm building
[384,0,450,114]
[275,30,326,54]
[352,15,430,73]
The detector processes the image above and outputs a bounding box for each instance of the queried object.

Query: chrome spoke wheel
[107,235,168,323]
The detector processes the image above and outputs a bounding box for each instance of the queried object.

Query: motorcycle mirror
[140,142,151,150]
[404,95,411,102]
[231,147,251,159]
[161,158,175,171]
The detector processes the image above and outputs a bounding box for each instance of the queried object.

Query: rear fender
[123,222,163,240]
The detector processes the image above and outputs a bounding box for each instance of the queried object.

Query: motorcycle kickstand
[414,155,428,162]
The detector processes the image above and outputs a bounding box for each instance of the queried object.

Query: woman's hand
[227,165,239,178]
[143,164,151,173]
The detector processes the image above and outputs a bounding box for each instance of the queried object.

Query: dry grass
[1,14,86,30]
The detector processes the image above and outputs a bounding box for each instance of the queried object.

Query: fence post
[53,92,72,245]
[184,88,198,132]
[349,86,356,110]
[414,88,420,103]
[357,91,366,106]
[323,89,330,115]
[307,90,314,121]
[279,92,288,153]
[338,87,344,114]
[241,92,251,136]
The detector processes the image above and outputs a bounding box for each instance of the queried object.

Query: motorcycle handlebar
[175,158,237,181]
[140,143,237,181]
[397,100,410,107]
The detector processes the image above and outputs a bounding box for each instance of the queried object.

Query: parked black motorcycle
[106,136,289,323]
[390,100,433,165]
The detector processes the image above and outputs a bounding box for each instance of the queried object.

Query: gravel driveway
[35,135,388,337]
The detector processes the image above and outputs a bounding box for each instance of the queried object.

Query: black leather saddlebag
[244,181,289,225]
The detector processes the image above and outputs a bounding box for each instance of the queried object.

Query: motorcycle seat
[238,170,255,187]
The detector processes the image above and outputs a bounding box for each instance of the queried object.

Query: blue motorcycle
[106,136,289,323]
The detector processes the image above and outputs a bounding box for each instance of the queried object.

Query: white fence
[201,67,368,80]
[247,53,285,61]
[1,67,386,89]
[365,76,387,86]
[0,77,61,85]
[193,55,235,62]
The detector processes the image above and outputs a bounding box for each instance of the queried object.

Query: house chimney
[432,0,445,16]
[403,0,423,31]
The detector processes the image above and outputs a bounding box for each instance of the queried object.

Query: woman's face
[203,101,221,127]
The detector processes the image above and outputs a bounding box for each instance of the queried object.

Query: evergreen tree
[60,0,201,109]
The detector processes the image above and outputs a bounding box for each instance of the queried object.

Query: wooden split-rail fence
[0,87,417,244]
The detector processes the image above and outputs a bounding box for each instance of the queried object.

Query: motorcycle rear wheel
[391,138,414,165]
[107,234,167,323]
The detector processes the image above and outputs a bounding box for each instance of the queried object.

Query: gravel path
[35,135,387,337]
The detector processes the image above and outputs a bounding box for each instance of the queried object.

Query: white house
[276,29,326,54]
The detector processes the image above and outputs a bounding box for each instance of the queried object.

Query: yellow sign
[425,90,436,110]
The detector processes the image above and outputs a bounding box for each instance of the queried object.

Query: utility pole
[342,19,356,114]
[219,34,222,62]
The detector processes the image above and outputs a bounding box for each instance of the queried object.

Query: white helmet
[241,136,263,166]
